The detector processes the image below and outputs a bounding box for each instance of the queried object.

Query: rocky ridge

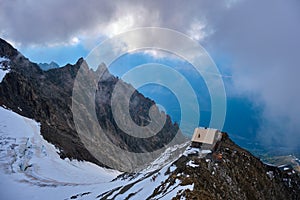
[0,38,186,171]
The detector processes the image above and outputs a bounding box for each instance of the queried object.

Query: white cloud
[70,37,80,46]
[187,20,209,42]
[102,15,136,37]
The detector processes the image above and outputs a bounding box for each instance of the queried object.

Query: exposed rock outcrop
[164,133,300,199]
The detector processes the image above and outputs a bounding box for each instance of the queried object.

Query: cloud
[1,0,300,150]
[204,0,300,150]
[0,0,115,46]
[0,0,218,46]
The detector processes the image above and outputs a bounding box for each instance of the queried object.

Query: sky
[0,0,299,153]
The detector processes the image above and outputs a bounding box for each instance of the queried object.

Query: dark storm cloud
[1,0,299,149]
[0,0,225,45]
[0,0,115,45]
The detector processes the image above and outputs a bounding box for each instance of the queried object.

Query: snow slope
[0,107,121,199]
[0,106,193,199]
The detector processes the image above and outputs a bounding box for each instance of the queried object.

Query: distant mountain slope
[38,61,59,71]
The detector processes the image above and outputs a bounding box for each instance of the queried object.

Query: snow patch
[0,57,9,62]
[183,147,199,156]
[0,57,11,82]
[142,141,189,172]
[187,160,199,168]
[155,179,194,200]
[201,150,212,154]
[169,165,177,173]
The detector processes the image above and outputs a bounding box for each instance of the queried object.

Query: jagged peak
[76,57,84,65]
[0,38,19,59]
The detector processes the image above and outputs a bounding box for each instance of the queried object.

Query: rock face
[146,133,300,200]
[93,133,300,200]
[0,38,186,170]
